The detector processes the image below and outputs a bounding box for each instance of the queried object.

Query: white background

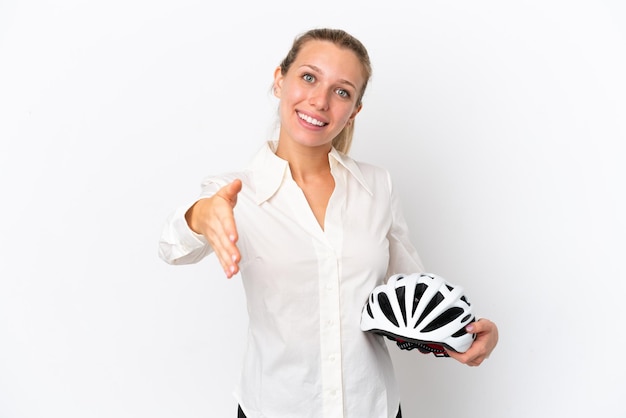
[1,1,625,417]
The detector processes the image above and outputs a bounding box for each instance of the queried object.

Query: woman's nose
[308,87,330,111]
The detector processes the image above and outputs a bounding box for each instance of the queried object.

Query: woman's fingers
[210,207,240,278]
[185,179,243,278]
[209,180,243,277]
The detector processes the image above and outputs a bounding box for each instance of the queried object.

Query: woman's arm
[158,179,242,278]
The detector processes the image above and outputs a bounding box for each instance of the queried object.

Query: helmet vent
[451,326,468,337]
[416,291,445,326]
[377,293,399,327]
[422,307,464,332]
[411,283,428,316]
[396,287,408,326]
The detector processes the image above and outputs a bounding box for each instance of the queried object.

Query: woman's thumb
[221,179,242,205]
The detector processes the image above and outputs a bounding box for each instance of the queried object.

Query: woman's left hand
[446,318,499,367]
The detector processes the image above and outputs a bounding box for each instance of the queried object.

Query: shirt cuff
[171,205,208,251]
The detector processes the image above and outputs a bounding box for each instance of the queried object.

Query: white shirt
[159,141,424,418]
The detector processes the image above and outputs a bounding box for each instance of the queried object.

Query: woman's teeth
[298,112,327,127]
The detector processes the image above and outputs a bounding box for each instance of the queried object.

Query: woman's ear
[273,66,283,97]
[349,103,363,122]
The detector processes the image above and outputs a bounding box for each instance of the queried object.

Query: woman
[159,28,498,418]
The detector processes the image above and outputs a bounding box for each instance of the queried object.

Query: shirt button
[329,354,336,362]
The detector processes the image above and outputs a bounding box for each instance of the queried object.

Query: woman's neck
[275,140,332,183]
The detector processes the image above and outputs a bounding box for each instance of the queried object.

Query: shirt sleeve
[385,170,426,278]
[157,176,227,265]
[158,204,214,265]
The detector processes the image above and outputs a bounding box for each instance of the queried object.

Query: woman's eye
[336,88,350,98]
[303,74,315,83]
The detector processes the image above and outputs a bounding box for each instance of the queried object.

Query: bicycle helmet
[360,273,476,357]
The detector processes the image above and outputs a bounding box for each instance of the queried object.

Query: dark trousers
[238,404,402,417]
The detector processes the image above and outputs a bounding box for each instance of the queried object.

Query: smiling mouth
[297,111,328,127]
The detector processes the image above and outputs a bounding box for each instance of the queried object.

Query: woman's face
[274,40,364,150]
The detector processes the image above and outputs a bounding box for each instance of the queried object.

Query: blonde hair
[278,28,372,154]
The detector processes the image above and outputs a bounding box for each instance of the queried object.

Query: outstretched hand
[446,318,499,366]
[185,179,243,278]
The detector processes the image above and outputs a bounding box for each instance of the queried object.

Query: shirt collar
[248,141,373,205]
